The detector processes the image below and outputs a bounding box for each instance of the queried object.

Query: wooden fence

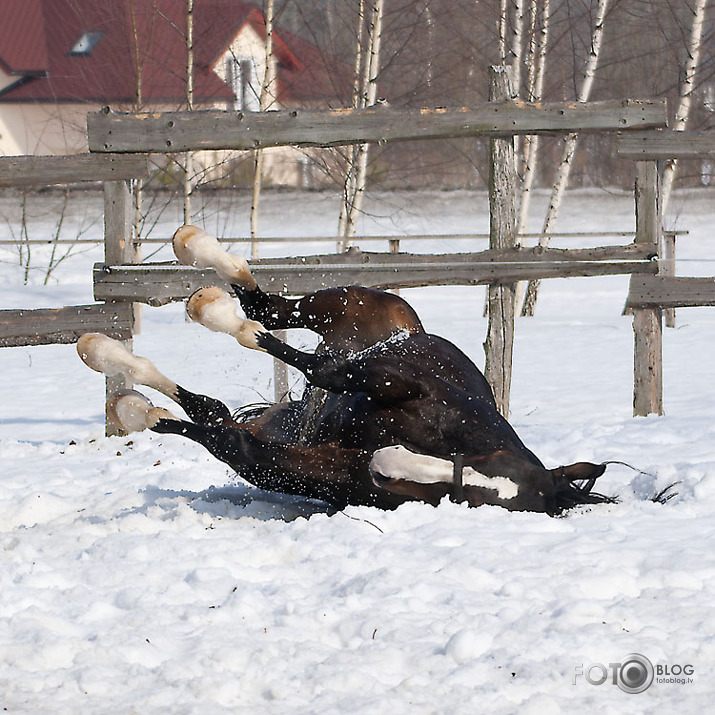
[0,153,149,434]
[0,154,148,347]
[619,131,715,416]
[0,81,679,432]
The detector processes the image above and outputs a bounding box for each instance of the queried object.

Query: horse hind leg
[78,333,178,397]
[77,333,233,426]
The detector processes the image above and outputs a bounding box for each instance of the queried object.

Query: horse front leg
[77,333,234,426]
[173,226,424,349]
[186,289,423,404]
[173,225,297,330]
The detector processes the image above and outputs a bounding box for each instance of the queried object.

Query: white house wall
[0,103,88,155]
[0,67,20,93]
[212,24,280,111]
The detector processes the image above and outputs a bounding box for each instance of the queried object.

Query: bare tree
[517,0,550,236]
[661,0,709,215]
[250,0,277,258]
[183,0,195,226]
[337,0,384,245]
[521,0,609,316]
[337,0,367,247]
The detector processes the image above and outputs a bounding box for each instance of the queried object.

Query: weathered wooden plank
[87,99,667,153]
[0,303,133,347]
[104,181,136,264]
[632,160,663,417]
[484,66,517,419]
[618,131,715,159]
[633,307,663,417]
[0,153,149,187]
[93,245,657,305]
[627,275,715,308]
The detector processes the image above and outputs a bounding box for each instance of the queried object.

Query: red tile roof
[0,0,48,74]
[0,0,345,106]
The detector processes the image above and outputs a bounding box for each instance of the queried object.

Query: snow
[1,188,714,712]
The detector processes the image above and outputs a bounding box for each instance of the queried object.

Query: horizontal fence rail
[88,99,667,153]
[626,275,715,309]
[93,245,658,305]
[618,130,715,159]
[0,231,687,247]
[0,153,149,187]
[0,303,133,348]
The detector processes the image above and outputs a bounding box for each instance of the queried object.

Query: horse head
[369,445,611,515]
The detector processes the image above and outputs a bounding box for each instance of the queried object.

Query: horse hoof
[187,287,267,351]
[106,390,179,433]
[173,225,257,290]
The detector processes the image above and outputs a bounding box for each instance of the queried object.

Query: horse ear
[558,462,607,481]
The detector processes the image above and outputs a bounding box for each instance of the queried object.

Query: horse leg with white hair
[77,332,235,428]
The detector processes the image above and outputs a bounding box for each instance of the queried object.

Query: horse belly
[302,390,371,448]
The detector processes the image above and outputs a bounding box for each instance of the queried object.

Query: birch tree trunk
[661,0,708,216]
[499,0,508,61]
[250,0,275,258]
[338,0,367,250]
[508,0,525,99]
[516,0,550,236]
[129,0,144,242]
[338,0,384,245]
[521,0,609,316]
[183,0,194,226]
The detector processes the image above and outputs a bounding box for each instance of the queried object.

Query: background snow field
[1,189,713,712]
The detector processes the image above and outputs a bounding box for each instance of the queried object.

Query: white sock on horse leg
[77,333,179,398]
[106,390,180,433]
[173,225,257,290]
[186,287,267,352]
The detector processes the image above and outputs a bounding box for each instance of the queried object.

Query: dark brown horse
[78,226,611,515]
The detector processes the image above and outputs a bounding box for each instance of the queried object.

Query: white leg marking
[370,445,519,500]
[77,333,178,398]
[186,287,268,352]
[173,225,257,290]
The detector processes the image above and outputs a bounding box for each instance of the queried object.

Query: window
[70,31,104,56]
[226,57,259,111]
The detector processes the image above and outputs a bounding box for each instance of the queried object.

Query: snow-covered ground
[1,188,713,713]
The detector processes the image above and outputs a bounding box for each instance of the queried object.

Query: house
[0,0,347,184]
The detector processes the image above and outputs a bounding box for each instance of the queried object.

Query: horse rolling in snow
[77,225,612,515]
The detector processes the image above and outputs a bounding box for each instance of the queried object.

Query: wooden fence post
[484,65,518,419]
[633,160,663,416]
[103,179,136,435]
